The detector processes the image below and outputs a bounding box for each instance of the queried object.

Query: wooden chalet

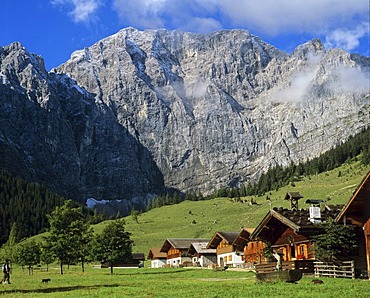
[147,248,167,268]
[233,228,267,265]
[336,170,370,278]
[187,241,217,267]
[207,232,244,267]
[160,238,209,267]
[250,205,343,262]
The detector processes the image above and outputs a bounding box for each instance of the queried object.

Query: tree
[94,219,133,274]
[16,240,41,275]
[311,218,357,262]
[40,241,55,272]
[45,200,93,274]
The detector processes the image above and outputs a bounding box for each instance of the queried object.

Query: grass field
[1,266,370,297]
[27,160,369,256]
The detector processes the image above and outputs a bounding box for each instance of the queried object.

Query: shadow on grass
[1,284,120,294]
[114,268,193,276]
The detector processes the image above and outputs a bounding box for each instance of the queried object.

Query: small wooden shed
[148,248,167,268]
[336,171,370,278]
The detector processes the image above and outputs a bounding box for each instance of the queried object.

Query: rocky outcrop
[1,28,369,204]
[0,42,164,202]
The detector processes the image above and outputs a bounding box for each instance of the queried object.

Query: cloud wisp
[325,22,369,52]
[51,0,102,23]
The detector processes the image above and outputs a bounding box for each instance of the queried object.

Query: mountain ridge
[0,27,369,205]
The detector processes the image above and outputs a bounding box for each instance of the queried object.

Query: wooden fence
[255,260,314,274]
[314,261,355,279]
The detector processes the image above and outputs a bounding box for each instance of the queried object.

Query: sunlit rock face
[1,28,369,203]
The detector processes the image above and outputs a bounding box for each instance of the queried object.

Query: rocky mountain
[1,28,369,207]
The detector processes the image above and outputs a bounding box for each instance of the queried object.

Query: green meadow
[1,266,370,297]
[5,160,368,297]
[28,160,368,255]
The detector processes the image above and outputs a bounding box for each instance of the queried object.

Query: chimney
[305,199,324,223]
[309,206,321,223]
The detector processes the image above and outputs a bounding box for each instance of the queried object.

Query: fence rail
[255,260,314,274]
[314,261,355,279]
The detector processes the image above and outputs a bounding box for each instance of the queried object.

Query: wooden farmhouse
[250,203,342,262]
[336,170,370,278]
[187,241,217,267]
[147,248,167,268]
[207,232,244,267]
[233,228,267,265]
[160,238,209,267]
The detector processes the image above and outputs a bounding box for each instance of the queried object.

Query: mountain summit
[1,28,369,204]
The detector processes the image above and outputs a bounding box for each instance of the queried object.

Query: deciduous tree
[94,219,133,274]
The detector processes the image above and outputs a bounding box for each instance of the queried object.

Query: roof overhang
[336,171,370,226]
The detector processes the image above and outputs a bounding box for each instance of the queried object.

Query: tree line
[0,200,133,275]
[0,172,66,246]
[0,172,107,247]
[216,127,370,198]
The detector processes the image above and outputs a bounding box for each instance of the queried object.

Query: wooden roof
[160,238,209,253]
[207,231,240,249]
[188,241,216,256]
[250,205,343,243]
[336,171,370,226]
[232,228,255,251]
[284,192,303,200]
[132,253,145,261]
[147,248,167,260]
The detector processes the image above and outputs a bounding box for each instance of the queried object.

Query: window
[228,255,232,261]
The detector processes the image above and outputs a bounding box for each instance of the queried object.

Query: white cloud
[111,0,368,52]
[328,66,370,95]
[325,23,369,51]
[51,0,102,23]
[218,0,368,35]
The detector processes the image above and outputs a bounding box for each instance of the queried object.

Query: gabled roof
[232,228,254,251]
[250,206,343,243]
[147,248,167,260]
[207,231,240,249]
[160,238,209,253]
[336,171,370,226]
[188,241,216,256]
[284,192,303,200]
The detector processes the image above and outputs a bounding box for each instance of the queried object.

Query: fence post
[351,260,355,279]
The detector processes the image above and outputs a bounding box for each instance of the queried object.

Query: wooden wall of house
[167,247,181,258]
[243,241,266,263]
[270,228,314,261]
[365,218,370,277]
[274,228,310,246]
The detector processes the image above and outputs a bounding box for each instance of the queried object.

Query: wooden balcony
[216,246,235,255]
[167,252,182,259]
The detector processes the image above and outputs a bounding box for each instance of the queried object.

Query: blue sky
[1,0,369,70]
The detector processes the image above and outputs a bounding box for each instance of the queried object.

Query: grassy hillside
[23,159,368,257]
[95,160,368,255]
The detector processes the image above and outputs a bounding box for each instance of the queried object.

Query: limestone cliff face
[1,28,369,203]
[55,28,370,193]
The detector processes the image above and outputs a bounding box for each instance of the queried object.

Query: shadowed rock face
[1,29,369,203]
[0,42,164,202]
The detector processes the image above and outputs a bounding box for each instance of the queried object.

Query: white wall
[217,252,244,267]
[151,259,166,268]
